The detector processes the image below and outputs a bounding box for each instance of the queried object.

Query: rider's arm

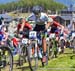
[25,22,32,30]
[5,33,8,41]
[26,13,35,21]
[45,17,53,29]
[17,24,21,33]
[20,19,25,31]
[2,31,8,41]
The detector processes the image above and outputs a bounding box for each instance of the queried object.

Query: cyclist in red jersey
[17,18,32,38]
[11,18,32,53]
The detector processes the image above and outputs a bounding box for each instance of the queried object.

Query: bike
[0,34,13,71]
[0,45,13,71]
[28,30,48,71]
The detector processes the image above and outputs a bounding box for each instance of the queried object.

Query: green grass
[43,48,75,71]
[1,48,75,71]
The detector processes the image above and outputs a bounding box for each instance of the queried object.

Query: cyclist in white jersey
[21,5,53,62]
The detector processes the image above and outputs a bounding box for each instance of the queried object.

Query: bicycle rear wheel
[18,46,27,66]
[0,46,13,71]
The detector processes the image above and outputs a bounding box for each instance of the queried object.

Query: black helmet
[32,5,43,15]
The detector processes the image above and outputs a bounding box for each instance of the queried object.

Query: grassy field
[1,48,75,71]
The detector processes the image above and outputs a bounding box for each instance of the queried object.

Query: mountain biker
[49,33,58,58]
[13,18,32,48]
[0,25,8,45]
[25,5,53,63]
[17,18,32,38]
[0,17,8,43]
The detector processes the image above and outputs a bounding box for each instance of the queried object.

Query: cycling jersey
[17,21,32,38]
[17,21,32,32]
[27,12,52,32]
[26,12,53,25]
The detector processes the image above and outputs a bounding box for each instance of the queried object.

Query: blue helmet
[32,5,43,15]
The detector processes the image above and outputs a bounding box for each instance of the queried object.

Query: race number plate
[22,38,28,44]
[29,31,37,39]
[49,33,55,39]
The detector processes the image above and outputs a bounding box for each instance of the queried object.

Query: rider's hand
[19,29,23,32]
[19,31,23,35]
[20,19,26,31]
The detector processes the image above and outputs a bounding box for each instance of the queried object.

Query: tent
[0,13,13,22]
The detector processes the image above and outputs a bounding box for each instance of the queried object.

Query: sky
[0,0,17,4]
[54,0,75,7]
[0,0,75,7]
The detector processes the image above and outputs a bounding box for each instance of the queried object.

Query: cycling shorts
[33,24,47,38]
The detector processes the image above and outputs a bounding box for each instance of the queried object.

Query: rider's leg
[42,37,47,54]
[42,37,47,62]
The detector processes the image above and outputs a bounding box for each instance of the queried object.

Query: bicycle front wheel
[0,46,13,71]
[27,44,38,71]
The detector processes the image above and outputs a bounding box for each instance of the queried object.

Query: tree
[0,0,66,13]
